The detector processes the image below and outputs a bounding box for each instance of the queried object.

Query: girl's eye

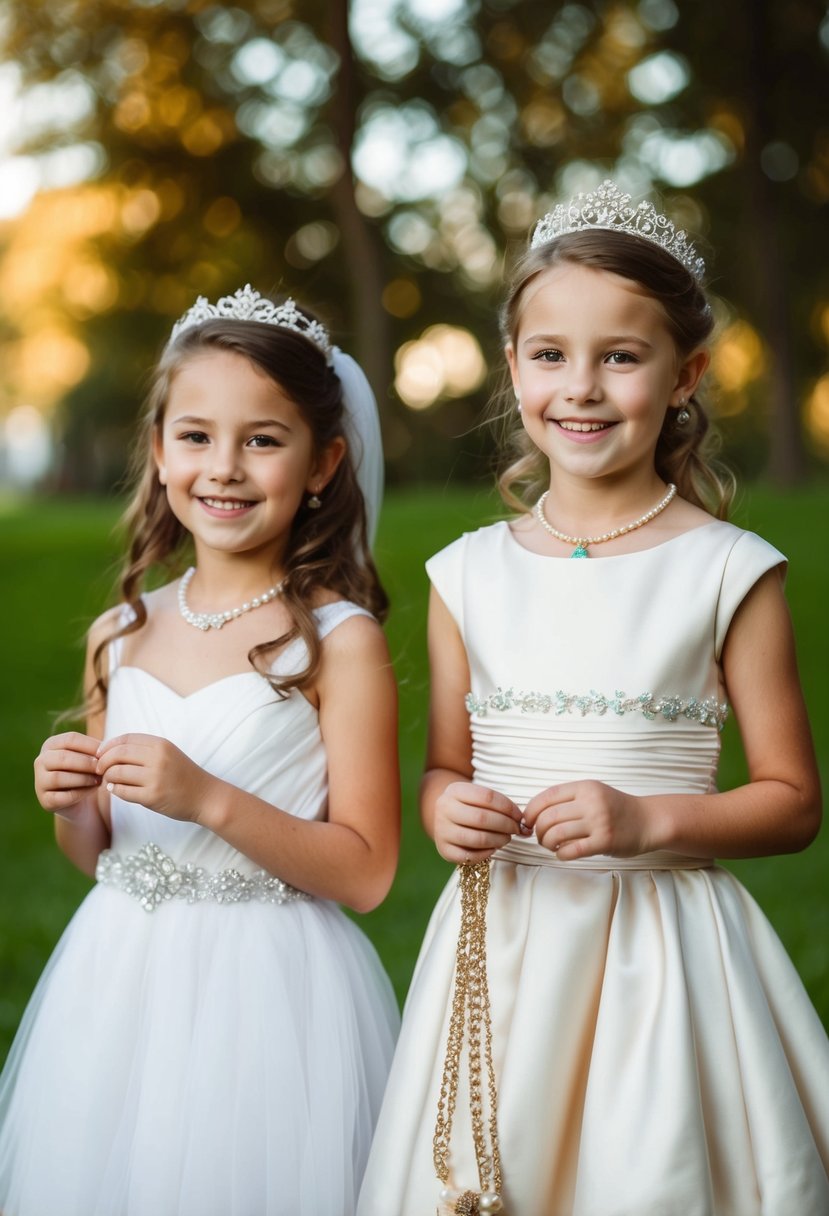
[180,431,209,444]
[607,350,637,365]
[533,348,564,363]
[248,434,281,448]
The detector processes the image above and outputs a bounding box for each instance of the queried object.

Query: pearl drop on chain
[177,567,283,631]
[479,1192,503,1211]
[534,484,677,558]
[437,1186,503,1213]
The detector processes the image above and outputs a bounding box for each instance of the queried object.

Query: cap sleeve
[425,534,468,634]
[715,530,787,658]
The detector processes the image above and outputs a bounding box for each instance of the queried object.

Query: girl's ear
[307,435,347,495]
[151,427,167,486]
[504,343,520,394]
[672,347,710,405]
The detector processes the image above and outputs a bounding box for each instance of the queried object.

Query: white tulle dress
[0,601,399,1216]
[357,521,829,1216]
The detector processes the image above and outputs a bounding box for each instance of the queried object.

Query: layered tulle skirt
[358,849,829,1216]
[0,884,398,1216]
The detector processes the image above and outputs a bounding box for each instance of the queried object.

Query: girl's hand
[434,781,522,864]
[35,732,102,818]
[521,780,652,860]
[96,733,214,823]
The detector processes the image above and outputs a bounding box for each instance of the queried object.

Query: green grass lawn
[1,483,827,1065]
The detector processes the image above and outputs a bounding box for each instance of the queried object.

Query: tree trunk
[327,0,392,410]
[740,0,806,483]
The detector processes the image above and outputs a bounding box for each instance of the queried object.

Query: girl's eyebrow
[170,414,292,432]
[249,418,293,432]
[522,332,654,349]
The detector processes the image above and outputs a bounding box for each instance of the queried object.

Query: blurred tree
[0,0,827,489]
[656,0,829,481]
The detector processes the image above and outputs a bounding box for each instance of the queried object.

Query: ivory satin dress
[357,521,829,1216]
[0,601,399,1216]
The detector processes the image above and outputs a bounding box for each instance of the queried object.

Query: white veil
[331,347,384,547]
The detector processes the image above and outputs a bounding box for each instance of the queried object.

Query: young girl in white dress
[357,181,829,1216]
[0,287,401,1216]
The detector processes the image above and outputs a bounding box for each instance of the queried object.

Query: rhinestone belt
[96,842,311,913]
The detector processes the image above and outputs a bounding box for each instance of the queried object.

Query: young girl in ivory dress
[0,287,401,1216]
[357,181,829,1216]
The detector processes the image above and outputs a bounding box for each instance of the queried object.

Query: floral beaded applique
[96,842,311,913]
[465,687,728,731]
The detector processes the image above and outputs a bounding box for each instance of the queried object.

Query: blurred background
[1,0,827,1061]
[2,0,829,489]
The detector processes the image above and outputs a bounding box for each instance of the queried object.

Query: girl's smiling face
[505,262,708,489]
[153,348,341,567]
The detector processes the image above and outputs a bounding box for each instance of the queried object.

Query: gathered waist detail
[96,842,312,913]
[492,838,714,871]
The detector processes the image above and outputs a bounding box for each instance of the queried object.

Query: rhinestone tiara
[531,179,706,280]
[169,284,333,363]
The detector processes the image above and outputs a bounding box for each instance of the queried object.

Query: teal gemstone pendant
[570,545,589,559]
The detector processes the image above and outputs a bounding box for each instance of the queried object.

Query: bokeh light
[2,404,52,486]
[806,375,829,455]
[395,324,486,410]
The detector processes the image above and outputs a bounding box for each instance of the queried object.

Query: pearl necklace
[177,567,283,631]
[534,483,677,558]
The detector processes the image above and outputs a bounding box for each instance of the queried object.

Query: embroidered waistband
[96,842,311,913]
[492,839,714,871]
[466,687,728,730]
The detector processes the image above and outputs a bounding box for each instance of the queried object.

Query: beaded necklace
[177,567,283,632]
[533,484,677,558]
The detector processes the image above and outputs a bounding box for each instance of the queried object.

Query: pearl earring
[307,492,322,509]
[676,398,691,426]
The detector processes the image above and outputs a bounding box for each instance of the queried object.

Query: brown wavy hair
[492,229,735,518]
[88,310,387,715]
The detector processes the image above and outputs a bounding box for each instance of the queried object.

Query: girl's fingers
[103,781,144,804]
[96,747,152,778]
[451,783,522,821]
[99,764,144,790]
[42,790,86,811]
[47,732,101,756]
[96,732,154,760]
[40,748,99,775]
[46,770,100,790]
[451,827,513,852]
[522,783,578,827]
[536,821,584,853]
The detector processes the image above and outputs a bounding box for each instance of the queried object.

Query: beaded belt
[95,842,311,913]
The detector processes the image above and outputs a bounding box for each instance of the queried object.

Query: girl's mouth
[556,420,613,432]
[199,497,256,513]
[552,418,617,443]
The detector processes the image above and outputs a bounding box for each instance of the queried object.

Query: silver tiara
[531,179,706,280]
[169,285,333,363]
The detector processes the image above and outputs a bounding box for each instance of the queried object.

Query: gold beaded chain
[433,861,504,1215]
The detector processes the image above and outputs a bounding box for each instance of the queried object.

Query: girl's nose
[209,444,244,483]
[563,359,601,405]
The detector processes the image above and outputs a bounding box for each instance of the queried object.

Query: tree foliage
[1,0,827,489]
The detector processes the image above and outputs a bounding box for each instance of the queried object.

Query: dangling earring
[515,394,522,414]
[307,492,322,509]
[676,398,691,426]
